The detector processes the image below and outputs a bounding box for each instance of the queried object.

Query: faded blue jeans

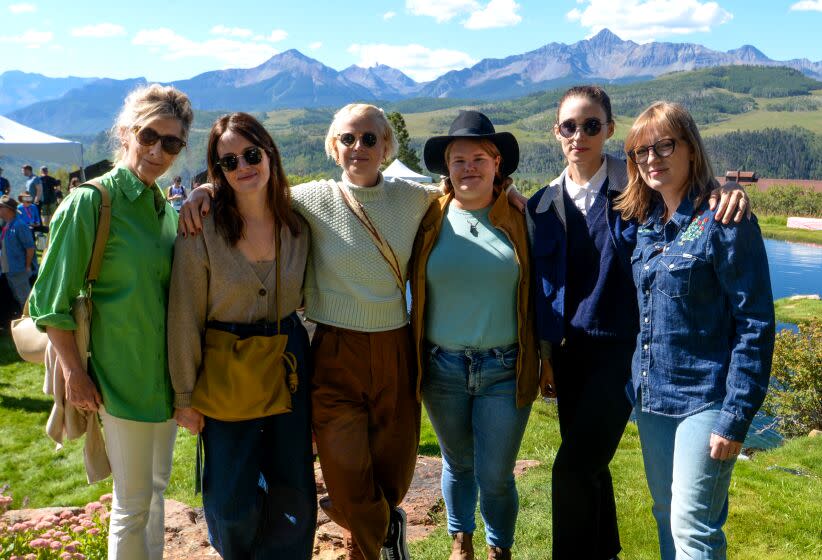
[421,343,532,549]
[636,400,737,560]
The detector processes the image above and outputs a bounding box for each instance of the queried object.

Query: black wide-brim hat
[424,110,519,177]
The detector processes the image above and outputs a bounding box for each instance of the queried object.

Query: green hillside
[54,65,822,185]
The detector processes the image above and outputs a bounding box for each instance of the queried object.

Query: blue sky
[1,0,821,83]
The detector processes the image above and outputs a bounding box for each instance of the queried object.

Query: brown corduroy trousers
[311,323,421,560]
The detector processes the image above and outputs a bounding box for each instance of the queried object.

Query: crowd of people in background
[1,78,773,560]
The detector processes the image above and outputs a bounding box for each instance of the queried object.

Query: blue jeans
[636,400,737,560]
[421,343,531,549]
[201,316,316,560]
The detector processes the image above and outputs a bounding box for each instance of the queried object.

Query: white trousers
[100,407,177,560]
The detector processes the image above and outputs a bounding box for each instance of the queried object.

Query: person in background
[22,165,42,205]
[411,111,541,560]
[166,175,186,212]
[617,101,774,560]
[168,112,315,559]
[39,166,59,225]
[0,167,10,195]
[54,179,64,204]
[16,192,42,230]
[0,195,35,309]
[30,83,193,560]
[526,85,749,560]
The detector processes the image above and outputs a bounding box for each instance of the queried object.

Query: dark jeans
[551,339,634,560]
[201,317,316,560]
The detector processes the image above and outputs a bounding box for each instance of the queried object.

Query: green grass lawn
[758,215,822,246]
[2,334,821,559]
[774,297,822,323]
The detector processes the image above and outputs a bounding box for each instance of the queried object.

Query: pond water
[764,238,822,300]
[747,238,821,450]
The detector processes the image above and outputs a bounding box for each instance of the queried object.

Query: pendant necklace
[466,218,479,237]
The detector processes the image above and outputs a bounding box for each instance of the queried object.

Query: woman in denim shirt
[616,101,775,559]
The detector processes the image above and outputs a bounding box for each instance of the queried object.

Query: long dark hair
[206,112,301,245]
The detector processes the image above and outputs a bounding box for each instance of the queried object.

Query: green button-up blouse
[30,166,178,422]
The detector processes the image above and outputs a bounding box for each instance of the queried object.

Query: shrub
[0,491,111,560]
[748,184,822,217]
[762,320,822,438]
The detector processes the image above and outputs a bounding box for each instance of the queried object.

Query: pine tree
[387,112,422,173]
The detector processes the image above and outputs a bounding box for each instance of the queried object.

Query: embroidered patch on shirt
[678,212,710,245]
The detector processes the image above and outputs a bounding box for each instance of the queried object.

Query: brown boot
[487,545,511,560]
[450,532,474,560]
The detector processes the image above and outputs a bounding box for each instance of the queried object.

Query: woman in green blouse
[30,84,193,560]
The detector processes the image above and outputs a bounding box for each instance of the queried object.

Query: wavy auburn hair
[207,112,301,245]
[615,101,717,223]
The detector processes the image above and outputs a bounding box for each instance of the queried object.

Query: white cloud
[567,0,733,43]
[384,11,397,20]
[133,28,278,67]
[8,3,36,14]
[407,0,478,23]
[211,25,253,38]
[70,23,126,38]
[464,0,522,29]
[0,29,53,48]
[266,29,288,42]
[348,43,477,82]
[406,0,521,28]
[790,0,822,11]
[309,41,322,50]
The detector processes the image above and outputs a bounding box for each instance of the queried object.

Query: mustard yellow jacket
[409,192,540,408]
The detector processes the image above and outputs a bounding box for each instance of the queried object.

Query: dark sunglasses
[216,146,265,172]
[627,138,677,165]
[337,132,378,148]
[132,126,186,155]
[557,118,604,138]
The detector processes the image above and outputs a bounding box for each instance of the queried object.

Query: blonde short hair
[110,84,194,164]
[324,103,398,165]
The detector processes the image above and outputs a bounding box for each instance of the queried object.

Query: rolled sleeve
[167,232,209,408]
[708,216,775,442]
[30,188,100,331]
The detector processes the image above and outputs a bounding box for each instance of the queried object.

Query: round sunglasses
[132,126,186,155]
[556,118,604,139]
[216,146,266,172]
[337,132,378,148]
[627,138,677,165]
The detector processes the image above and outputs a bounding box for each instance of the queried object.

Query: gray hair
[110,84,194,163]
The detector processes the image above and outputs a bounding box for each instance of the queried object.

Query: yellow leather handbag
[190,228,298,421]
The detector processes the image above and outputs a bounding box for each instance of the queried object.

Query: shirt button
[669,263,675,269]
[644,265,649,270]
[644,317,649,323]
[645,290,650,296]
[642,370,647,376]
[663,246,669,252]
[258,288,267,296]
[643,344,648,350]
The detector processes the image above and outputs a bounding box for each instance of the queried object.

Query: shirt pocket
[655,253,702,298]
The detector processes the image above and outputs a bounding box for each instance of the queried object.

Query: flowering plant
[0,489,110,560]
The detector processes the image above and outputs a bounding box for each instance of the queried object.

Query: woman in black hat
[410,110,541,560]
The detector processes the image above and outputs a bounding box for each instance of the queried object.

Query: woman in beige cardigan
[167,112,314,559]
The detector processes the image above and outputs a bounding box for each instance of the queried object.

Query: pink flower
[25,554,37,560]
[73,554,87,560]
[59,511,73,520]
[60,553,73,560]
[99,493,112,504]
[79,519,94,528]
[84,502,104,514]
[71,525,85,533]
[29,538,48,548]
[87,528,100,536]
[50,540,64,550]
[64,543,78,553]
[61,534,72,542]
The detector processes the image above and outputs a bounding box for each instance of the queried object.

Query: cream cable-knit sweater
[292,174,440,332]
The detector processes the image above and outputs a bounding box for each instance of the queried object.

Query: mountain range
[4,29,822,136]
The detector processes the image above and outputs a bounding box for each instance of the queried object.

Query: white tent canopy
[382,159,432,183]
[0,115,84,167]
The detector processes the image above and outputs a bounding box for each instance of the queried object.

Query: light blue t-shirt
[424,202,519,350]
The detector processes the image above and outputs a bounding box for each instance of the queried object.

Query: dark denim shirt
[628,196,775,442]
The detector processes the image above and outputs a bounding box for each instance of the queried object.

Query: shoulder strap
[82,178,112,284]
[335,182,405,294]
